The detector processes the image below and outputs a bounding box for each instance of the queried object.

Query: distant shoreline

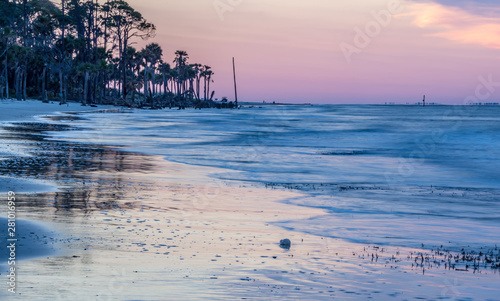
[2,98,499,110]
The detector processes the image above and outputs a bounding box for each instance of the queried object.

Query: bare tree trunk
[98,73,103,103]
[91,75,96,104]
[15,67,20,100]
[207,77,212,100]
[42,66,47,102]
[177,67,181,100]
[183,80,186,98]
[144,65,149,102]
[59,66,64,104]
[121,37,128,102]
[83,70,89,105]
[151,69,156,107]
[203,77,207,101]
[4,56,8,99]
[196,77,200,100]
[64,75,68,103]
[22,67,27,100]
[152,70,156,96]
[163,74,166,96]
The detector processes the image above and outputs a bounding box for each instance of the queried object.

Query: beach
[1,100,499,300]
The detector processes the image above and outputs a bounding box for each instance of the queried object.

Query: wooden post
[232,57,238,107]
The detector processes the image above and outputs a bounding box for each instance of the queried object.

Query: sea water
[48,104,500,251]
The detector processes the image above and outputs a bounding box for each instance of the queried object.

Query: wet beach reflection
[0,120,157,214]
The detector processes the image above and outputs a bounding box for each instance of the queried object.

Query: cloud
[410,0,500,16]
[405,1,500,49]
[429,0,498,7]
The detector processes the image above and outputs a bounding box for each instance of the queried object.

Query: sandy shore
[0,100,330,300]
[1,99,499,300]
[0,99,119,273]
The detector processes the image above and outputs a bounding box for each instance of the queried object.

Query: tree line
[0,0,224,108]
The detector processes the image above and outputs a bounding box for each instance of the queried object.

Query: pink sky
[127,0,500,104]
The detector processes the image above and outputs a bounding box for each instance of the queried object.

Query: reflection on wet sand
[1,115,499,300]
[0,121,157,213]
[0,117,338,300]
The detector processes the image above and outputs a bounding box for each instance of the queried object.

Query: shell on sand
[279,238,291,249]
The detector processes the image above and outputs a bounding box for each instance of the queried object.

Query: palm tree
[201,65,214,101]
[159,61,170,98]
[126,46,141,105]
[0,0,218,107]
[192,63,202,100]
[173,50,188,101]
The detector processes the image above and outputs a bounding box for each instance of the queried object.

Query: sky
[126,0,500,104]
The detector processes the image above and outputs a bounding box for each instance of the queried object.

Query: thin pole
[232,57,238,107]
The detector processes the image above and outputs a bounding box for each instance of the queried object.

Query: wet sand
[1,100,500,300]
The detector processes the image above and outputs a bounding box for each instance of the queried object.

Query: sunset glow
[409,2,500,49]
[125,0,500,104]
[2,1,500,299]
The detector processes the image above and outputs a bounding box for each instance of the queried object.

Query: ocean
[49,104,500,252]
